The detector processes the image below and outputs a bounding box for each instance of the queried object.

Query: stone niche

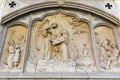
[26,13,96,72]
[0,25,27,72]
[94,26,120,72]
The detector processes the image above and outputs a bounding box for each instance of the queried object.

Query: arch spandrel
[1,1,119,26]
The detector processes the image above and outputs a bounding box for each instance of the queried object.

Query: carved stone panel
[94,26,120,72]
[0,25,27,72]
[26,13,96,72]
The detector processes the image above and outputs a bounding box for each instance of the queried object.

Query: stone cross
[58,0,65,5]
[9,1,16,8]
[105,3,112,9]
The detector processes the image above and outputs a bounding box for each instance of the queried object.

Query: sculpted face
[46,22,58,34]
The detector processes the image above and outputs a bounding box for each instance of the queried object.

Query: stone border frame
[27,9,99,72]
[29,11,119,72]
[93,23,120,71]
[0,1,120,79]
[0,22,28,73]
[1,1,119,26]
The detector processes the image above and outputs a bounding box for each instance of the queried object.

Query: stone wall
[0,0,6,22]
[0,0,120,21]
[0,78,119,80]
[0,0,120,80]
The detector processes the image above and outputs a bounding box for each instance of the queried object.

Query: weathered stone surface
[66,0,118,17]
[0,0,120,79]
[61,79,87,80]
[114,0,120,20]
[2,0,56,17]
[0,79,8,80]
[0,0,6,22]
[35,79,61,80]
[0,0,119,19]
[88,79,113,80]
[115,79,120,80]
[9,79,34,80]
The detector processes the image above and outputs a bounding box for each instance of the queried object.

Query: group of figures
[32,21,69,61]
[1,13,119,72]
[95,31,120,71]
[26,13,95,72]
[7,40,21,69]
[0,25,26,72]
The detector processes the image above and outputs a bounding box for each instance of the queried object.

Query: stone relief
[94,26,120,72]
[0,25,27,72]
[0,13,119,73]
[26,13,96,72]
[7,40,21,69]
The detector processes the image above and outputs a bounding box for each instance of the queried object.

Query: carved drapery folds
[26,13,96,72]
[0,12,119,73]
[94,26,120,72]
[0,25,27,72]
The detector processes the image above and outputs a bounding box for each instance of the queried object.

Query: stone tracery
[26,13,96,72]
[0,11,119,73]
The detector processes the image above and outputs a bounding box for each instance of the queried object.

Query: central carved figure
[47,23,69,61]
